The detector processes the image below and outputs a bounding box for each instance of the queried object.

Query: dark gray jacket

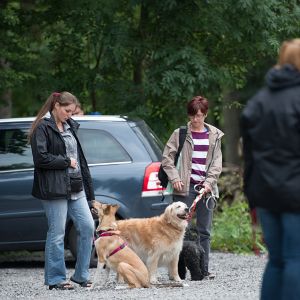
[241,64,300,212]
[31,113,95,201]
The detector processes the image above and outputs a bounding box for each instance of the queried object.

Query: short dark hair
[187,96,208,116]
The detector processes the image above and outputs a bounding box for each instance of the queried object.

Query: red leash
[187,187,206,222]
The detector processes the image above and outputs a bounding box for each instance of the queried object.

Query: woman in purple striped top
[161,96,224,279]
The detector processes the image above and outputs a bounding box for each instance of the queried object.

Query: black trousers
[173,183,213,273]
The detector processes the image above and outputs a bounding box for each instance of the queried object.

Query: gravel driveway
[0,251,266,300]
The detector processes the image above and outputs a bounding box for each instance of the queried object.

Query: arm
[204,137,222,192]
[161,130,181,184]
[31,125,71,170]
[240,113,254,195]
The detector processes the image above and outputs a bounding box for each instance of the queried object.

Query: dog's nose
[185,207,189,213]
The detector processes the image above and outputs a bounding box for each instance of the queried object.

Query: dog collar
[95,229,114,239]
[100,232,115,237]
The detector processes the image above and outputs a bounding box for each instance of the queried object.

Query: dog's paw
[169,275,182,282]
[115,284,128,290]
[150,277,159,284]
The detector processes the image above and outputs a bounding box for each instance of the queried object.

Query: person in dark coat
[241,38,300,300]
[28,92,95,290]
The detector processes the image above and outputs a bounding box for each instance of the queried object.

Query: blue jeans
[257,208,300,300]
[41,195,94,286]
[173,184,213,273]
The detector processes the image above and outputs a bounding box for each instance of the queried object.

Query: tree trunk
[222,91,242,167]
[0,89,12,118]
[0,58,12,118]
[132,3,148,100]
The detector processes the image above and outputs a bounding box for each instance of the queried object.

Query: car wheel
[68,223,98,268]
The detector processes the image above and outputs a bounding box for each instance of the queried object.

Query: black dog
[178,226,205,281]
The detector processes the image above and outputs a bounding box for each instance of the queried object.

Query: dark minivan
[0,115,171,264]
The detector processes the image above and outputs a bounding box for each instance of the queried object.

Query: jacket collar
[43,111,80,132]
[186,121,224,140]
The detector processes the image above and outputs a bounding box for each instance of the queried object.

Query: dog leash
[187,187,205,222]
[187,184,217,222]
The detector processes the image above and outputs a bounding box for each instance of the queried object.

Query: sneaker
[204,272,216,280]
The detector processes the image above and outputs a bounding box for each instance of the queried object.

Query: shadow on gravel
[0,250,75,268]
[0,260,76,268]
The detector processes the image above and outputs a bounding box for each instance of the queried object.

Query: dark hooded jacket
[241,64,300,212]
[31,113,95,201]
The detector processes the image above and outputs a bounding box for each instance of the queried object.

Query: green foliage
[2,0,300,139]
[211,199,254,253]
[211,168,266,254]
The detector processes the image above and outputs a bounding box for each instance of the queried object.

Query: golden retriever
[93,201,189,284]
[91,202,150,289]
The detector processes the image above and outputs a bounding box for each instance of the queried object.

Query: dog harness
[96,229,128,258]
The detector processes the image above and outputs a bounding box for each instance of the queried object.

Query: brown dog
[93,201,189,284]
[91,202,150,289]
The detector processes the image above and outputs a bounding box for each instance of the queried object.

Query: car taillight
[142,162,166,197]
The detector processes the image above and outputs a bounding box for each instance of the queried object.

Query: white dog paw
[169,276,182,282]
[115,284,127,290]
[150,278,159,284]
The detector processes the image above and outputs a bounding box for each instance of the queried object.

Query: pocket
[69,173,83,193]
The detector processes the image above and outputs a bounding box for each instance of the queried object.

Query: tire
[68,223,98,268]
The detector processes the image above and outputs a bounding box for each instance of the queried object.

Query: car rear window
[0,128,33,171]
[77,129,131,164]
[130,121,163,161]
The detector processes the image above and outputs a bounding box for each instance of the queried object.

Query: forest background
[1,0,300,252]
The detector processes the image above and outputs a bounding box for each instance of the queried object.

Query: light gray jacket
[161,121,224,197]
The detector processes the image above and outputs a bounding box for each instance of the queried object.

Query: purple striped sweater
[190,130,209,184]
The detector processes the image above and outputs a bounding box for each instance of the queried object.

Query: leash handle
[205,195,217,211]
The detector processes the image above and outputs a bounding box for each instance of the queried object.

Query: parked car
[0,115,172,266]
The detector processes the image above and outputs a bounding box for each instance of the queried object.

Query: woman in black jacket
[241,39,300,300]
[29,92,94,290]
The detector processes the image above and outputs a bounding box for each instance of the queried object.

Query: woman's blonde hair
[278,39,300,70]
[28,91,78,141]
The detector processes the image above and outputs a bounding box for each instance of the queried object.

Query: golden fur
[114,201,189,283]
[91,202,150,289]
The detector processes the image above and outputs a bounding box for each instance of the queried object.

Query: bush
[211,168,266,254]
[212,199,253,253]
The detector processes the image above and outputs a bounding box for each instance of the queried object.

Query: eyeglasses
[189,113,205,119]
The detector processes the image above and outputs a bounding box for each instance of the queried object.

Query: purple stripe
[192,158,206,164]
[191,169,206,177]
[190,178,204,184]
[194,145,209,151]
[191,131,209,139]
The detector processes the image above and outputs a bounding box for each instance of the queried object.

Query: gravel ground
[0,251,266,300]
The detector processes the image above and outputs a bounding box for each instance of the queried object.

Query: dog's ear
[111,204,120,215]
[103,204,111,214]
[164,205,173,224]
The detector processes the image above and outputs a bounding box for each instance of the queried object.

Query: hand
[173,180,184,191]
[203,183,211,194]
[70,158,77,169]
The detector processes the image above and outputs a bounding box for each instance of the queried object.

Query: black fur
[178,227,205,281]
